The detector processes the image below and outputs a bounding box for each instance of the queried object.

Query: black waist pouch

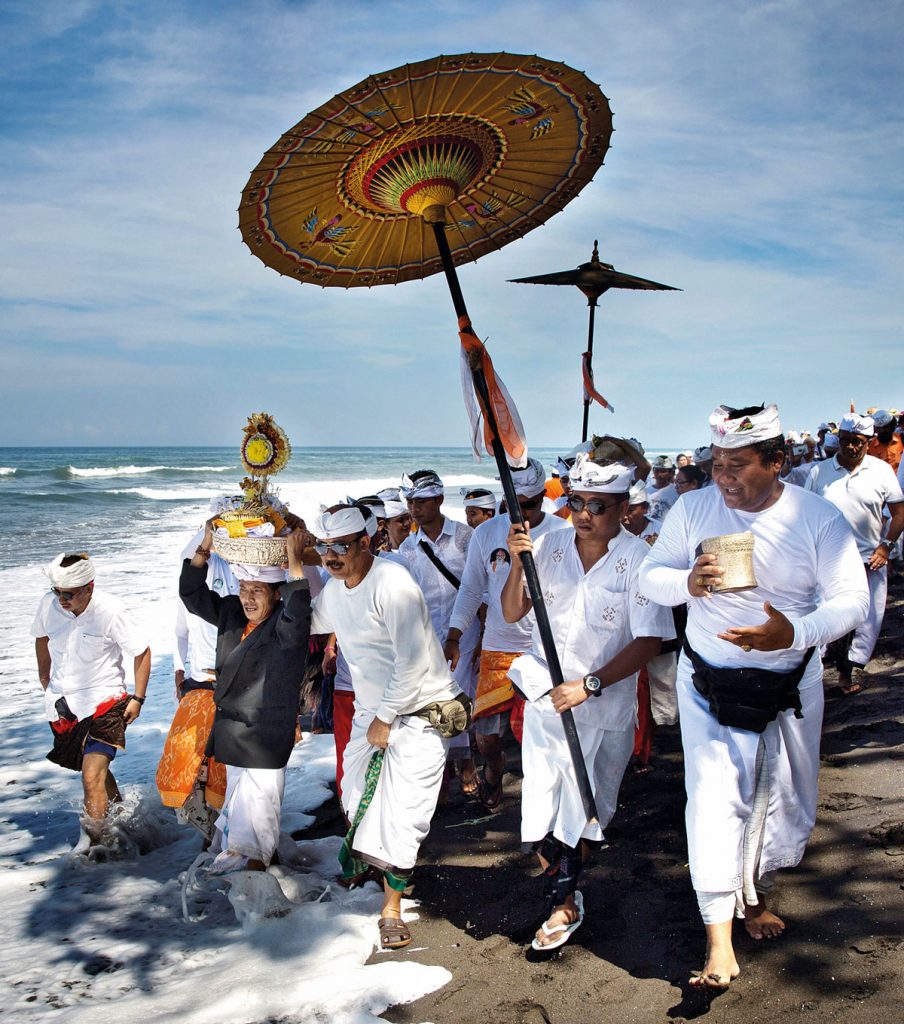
[683,640,815,734]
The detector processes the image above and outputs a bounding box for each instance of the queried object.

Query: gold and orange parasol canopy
[238,52,612,288]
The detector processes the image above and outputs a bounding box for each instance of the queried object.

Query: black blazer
[179,560,311,769]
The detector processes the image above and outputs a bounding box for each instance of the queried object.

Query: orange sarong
[474,649,520,720]
[155,689,227,810]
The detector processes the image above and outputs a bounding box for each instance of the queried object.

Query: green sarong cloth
[338,748,384,884]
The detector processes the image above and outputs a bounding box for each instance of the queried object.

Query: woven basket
[213,534,288,567]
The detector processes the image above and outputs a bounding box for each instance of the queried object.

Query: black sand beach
[359,584,904,1024]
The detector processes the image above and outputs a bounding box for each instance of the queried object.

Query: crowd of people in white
[32,402,904,985]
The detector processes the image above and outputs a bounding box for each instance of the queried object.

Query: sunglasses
[51,585,89,600]
[566,495,620,516]
[314,540,359,556]
[517,494,544,510]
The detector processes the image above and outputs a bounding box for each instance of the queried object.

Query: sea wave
[107,487,225,501]
[0,467,16,476]
[65,464,232,479]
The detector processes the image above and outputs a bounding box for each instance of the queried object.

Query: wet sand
[370,584,904,1024]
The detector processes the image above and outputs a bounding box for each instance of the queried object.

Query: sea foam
[67,465,232,478]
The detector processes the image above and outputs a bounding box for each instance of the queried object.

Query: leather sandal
[378,916,411,949]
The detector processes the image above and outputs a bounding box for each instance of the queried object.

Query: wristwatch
[583,674,603,698]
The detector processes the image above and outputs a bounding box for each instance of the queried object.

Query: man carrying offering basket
[638,403,869,989]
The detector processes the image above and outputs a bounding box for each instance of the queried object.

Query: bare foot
[689,954,740,989]
[690,920,739,989]
[744,901,785,940]
[458,759,479,797]
[534,894,580,948]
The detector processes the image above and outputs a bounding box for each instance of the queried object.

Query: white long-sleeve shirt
[310,558,458,724]
[638,483,869,669]
[174,531,238,678]
[449,512,571,653]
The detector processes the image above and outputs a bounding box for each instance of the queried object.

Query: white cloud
[1,0,902,446]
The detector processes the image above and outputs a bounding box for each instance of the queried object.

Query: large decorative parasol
[239,52,612,823]
[511,241,678,442]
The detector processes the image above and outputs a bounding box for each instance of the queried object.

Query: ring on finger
[741,644,752,652]
[696,576,705,586]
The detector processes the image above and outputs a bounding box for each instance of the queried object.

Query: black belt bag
[683,640,815,734]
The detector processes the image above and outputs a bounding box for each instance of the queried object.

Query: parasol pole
[427,211,598,825]
[581,294,598,444]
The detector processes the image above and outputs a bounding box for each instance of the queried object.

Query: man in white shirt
[174,528,238,698]
[375,487,413,551]
[647,455,679,521]
[461,487,497,529]
[31,553,151,848]
[304,505,465,951]
[446,458,569,808]
[639,403,868,990]
[804,414,904,693]
[621,479,679,735]
[502,456,674,951]
[399,469,478,790]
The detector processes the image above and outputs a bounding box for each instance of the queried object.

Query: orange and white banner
[458,315,528,467]
[582,351,615,413]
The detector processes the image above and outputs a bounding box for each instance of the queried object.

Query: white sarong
[521,695,634,850]
[342,712,448,872]
[677,652,823,895]
[849,564,886,667]
[214,764,286,864]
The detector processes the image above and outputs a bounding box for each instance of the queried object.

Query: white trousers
[678,653,823,898]
[646,650,679,726]
[521,695,634,850]
[343,713,448,872]
[215,764,286,864]
[849,564,886,667]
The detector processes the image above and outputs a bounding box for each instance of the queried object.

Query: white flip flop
[531,890,585,951]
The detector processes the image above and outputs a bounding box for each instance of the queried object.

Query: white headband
[349,496,386,519]
[231,563,287,584]
[314,506,367,540]
[506,457,546,498]
[839,414,874,437]
[627,479,649,506]
[693,446,712,463]
[710,403,782,449]
[376,488,409,519]
[554,457,574,478]
[400,473,444,499]
[824,433,840,450]
[460,488,497,510]
[569,454,635,494]
[43,553,95,588]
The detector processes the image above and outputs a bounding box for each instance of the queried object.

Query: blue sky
[2,0,902,450]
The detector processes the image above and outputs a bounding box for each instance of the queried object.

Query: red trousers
[332,690,355,801]
[633,668,654,764]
